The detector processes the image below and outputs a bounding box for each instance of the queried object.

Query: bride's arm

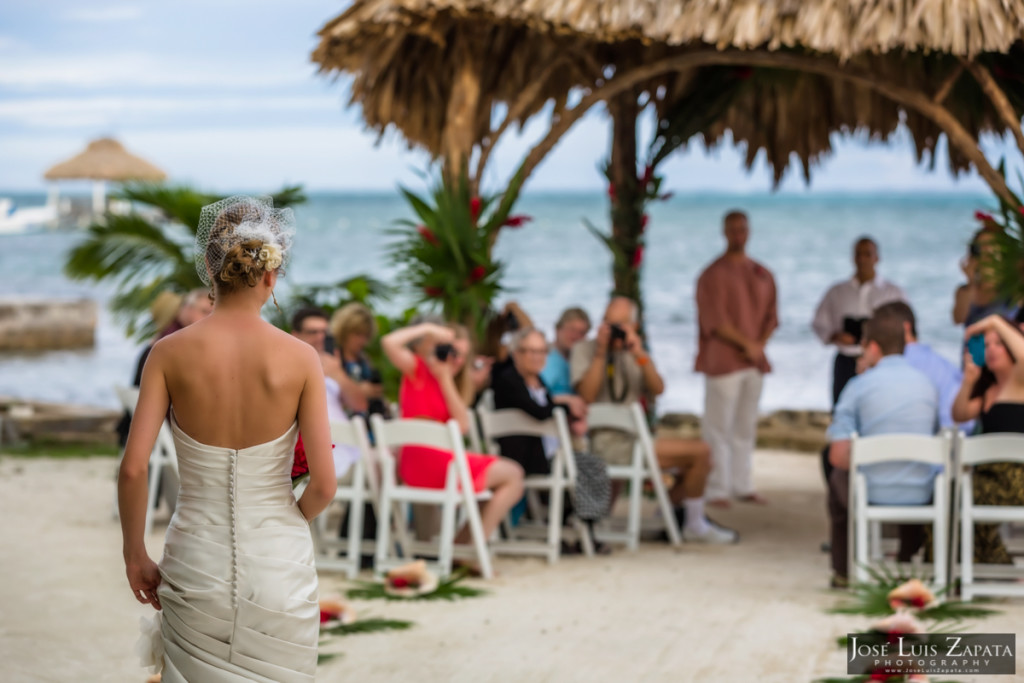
[119,343,171,610]
[296,346,337,522]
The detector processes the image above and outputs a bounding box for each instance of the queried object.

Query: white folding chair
[956,432,1024,600]
[586,402,682,549]
[113,385,179,536]
[371,415,494,579]
[476,405,595,563]
[309,416,377,578]
[848,432,952,588]
[467,389,495,454]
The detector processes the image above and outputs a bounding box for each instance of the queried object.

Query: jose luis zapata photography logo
[847,633,1016,675]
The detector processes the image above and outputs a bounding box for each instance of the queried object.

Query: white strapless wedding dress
[148,415,319,682]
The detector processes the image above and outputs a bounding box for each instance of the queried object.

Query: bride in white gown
[119,195,337,681]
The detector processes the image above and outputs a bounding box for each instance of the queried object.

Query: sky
[1,1,1021,195]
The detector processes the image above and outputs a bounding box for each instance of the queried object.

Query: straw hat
[149,291,183,331]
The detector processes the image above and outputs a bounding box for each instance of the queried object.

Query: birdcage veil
[194,195,296,287]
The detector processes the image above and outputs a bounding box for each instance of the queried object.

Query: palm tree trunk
[607,91,645,326]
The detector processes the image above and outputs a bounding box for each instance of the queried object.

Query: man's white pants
[702,368,763,500]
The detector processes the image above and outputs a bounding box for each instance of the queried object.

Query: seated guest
[826,307,940,588]
[492,328,588,475]
[571,297,736,544]
[492,328,610,551]
[119,289,211,445]
[951,314,1024,564]
[331,302,388,417]
[873,301,965,430]
[132,288,212,386]
[381,318,524,547]
[291,307,367,415]
[291,306,361,479]
[541,306,591,396]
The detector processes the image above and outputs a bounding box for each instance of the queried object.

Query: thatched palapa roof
[44,137,167,182]
[313,1,1024,183]
[318,0,1024,59]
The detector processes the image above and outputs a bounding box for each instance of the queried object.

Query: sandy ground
[0,451,1020,683]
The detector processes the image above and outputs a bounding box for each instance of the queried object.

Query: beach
[2,448,1020,682]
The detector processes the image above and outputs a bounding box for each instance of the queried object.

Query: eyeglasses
[517,347,548,356]
[299,327,328,336]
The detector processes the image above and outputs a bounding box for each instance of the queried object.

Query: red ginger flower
[631,245,644,268]
[292,435,309,480]
[424,286,443,298]
[975,210,994,223]
[417,225,440,246]
[607,183,616,200]
[640,214,649,231]
[468,265,487,283]
[502,214,532,228]
[640,165,653,185]
[469,196,482,222]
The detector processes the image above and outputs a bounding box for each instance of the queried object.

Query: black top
[491,363,555,476]
[979,402,1024,434]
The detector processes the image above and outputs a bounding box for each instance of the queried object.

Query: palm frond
[321,617,413,636]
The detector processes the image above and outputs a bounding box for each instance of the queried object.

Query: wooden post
[441,40,482,185]
[607,90,645,325]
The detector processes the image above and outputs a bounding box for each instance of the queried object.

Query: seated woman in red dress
[381,319,524,545]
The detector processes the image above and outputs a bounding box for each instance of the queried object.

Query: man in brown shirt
[695,210,778,507]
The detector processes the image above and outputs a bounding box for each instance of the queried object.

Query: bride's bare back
[156,311,317,448]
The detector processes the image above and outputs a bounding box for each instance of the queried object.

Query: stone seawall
[0,298,97,351]
[659,410,831,453]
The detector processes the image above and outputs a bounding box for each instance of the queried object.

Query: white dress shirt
[812,276,907,356]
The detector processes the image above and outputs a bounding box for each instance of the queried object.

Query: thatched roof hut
[44,137,166,214]
[44,137,166,182]
[313,0,1024,188]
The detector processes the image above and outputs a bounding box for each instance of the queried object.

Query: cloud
[0,94,340,128]
[61,5,143,23]
[0,53,315,90]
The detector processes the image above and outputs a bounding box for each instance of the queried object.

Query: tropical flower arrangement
[347,560,485,602]
[290,435,336,487]
[388,172,529,340]
[817,568,999,683]
[973,173,1024,305]
[584,161,672,275]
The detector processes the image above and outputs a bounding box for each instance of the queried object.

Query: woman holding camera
[381,319,524,543]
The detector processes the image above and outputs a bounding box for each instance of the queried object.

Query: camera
[609,324,627,344]
[435,343,455,362]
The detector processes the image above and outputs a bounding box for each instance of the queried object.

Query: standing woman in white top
[811,237,906,482]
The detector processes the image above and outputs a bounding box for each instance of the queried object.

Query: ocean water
[0,190,988,414]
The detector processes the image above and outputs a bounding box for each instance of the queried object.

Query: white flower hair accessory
[257,243,283,271]
[194,195,295,286]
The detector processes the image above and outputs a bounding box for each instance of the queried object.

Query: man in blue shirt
[826,307,940,587]
[540,307,591,396]
[874,301,965,430]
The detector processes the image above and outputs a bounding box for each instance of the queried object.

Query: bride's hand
[127,557,163,610]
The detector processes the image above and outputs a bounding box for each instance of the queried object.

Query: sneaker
[683,522,739,544]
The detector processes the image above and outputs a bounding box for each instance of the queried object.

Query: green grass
[0,441,119,458]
